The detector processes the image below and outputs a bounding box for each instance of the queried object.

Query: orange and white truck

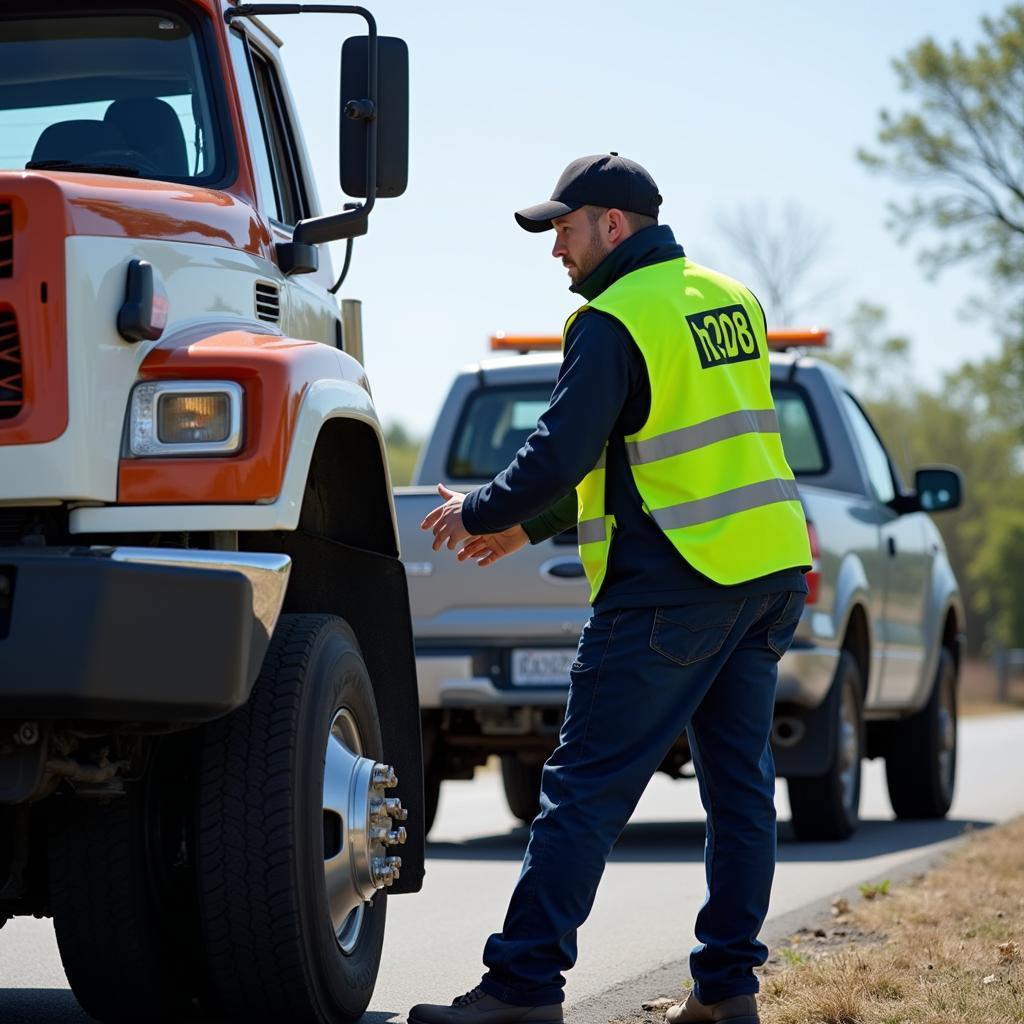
[0,3,422,1021]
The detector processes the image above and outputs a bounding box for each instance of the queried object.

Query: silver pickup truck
[395,337,965,841]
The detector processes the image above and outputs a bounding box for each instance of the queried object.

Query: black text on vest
[685,305,760,369]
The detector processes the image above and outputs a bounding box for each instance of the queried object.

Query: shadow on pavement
[426,817,991,863]
[0,990,400,1024]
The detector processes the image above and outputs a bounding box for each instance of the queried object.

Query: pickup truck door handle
[887,536,897,557]
[540,557,586,582]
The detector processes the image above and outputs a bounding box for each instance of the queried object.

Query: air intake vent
[0,310,22,421]
[0,203,11,279]
[255,281,280,323]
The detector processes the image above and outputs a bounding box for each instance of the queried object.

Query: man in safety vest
[413,154,811,1024]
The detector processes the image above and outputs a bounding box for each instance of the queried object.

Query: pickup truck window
[448,381,831,482]
[773,384,828,476]
[447,384,553,480]
[0,9,226,184]
[840,391,897,503]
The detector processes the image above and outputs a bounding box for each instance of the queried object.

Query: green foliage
[859,879,892,900]
[858,5,1024,298]
[384,421,422,487]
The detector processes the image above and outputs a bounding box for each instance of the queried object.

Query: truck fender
[831,551,875,697]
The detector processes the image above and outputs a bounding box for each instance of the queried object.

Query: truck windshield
[448,381,829,481]
[0,9,226,184]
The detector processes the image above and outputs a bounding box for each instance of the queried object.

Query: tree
[858,5,1024,297]
[715,201,837,323]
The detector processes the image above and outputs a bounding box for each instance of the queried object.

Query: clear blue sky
[273,0,1008,435]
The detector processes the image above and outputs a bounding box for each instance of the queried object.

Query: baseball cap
[515,153,662,233]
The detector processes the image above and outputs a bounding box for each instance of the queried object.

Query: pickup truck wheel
[500,755,543,825]
[197,614,405,1024]
[787,652,863,841]
[48,741,200,1023]
[884,647,957,819]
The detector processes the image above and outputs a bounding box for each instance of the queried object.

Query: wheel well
[842,603,870,696]
[295,417,397,557]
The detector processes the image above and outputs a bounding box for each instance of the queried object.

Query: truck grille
[0,203,11,278]
[0,309,22,421]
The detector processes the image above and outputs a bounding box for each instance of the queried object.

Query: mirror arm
[226,3,380,249]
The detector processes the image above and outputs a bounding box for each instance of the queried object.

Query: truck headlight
[129,380,243,456]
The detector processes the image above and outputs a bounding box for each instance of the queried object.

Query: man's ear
[605,208,628,245]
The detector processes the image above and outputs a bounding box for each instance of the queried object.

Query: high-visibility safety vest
[568,256,811,602]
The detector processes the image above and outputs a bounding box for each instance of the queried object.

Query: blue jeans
[479,591,805,1006]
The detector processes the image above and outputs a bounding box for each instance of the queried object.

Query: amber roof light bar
[490,333,562,353]
[766,328,831,350]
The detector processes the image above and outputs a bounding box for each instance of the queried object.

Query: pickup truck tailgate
[394,487,590,644]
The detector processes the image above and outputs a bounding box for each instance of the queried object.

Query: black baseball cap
[515,153,662,233]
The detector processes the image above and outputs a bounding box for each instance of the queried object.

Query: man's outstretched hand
[457,525,529,567]
[420,483,471,551]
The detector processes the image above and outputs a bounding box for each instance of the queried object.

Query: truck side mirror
[914,467,962,512]
[340,35,409,199]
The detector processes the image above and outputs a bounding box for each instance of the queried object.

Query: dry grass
[757,816,1024,1023]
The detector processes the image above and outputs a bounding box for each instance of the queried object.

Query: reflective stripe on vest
[567,256,810,602]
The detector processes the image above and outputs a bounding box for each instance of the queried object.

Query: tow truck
[0,3,421,1021]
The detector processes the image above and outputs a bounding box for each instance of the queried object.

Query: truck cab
[0,4,421,1021]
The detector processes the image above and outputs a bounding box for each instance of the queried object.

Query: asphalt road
[1,713,1021,1023]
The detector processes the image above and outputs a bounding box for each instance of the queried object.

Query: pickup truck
[395,332,965,842]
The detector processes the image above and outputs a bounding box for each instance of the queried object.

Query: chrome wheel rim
[323,708,367,955]
[838,680,860,812]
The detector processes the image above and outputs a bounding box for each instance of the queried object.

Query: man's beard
[567,226,610,283]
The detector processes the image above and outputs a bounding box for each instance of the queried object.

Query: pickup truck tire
[196,613,387,1024]
[500,755,543,825]
[48,745,199,1023]
[884,647,957,819]
[787,652,863,841]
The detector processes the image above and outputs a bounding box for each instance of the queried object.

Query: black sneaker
[408,986,563,1024]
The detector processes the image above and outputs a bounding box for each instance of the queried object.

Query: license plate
[510,648,577,687]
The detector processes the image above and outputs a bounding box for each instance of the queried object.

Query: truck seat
[30,119,131,166]
[103,98,189,178]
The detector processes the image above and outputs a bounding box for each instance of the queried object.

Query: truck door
[840,393,931,705]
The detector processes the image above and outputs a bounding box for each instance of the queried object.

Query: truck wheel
[787,652,863,841]
[197,614,406,1024]
[884,647,957,819]
[500,755,543,825]
[48,740,200,1023]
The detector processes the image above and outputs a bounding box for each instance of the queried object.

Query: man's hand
[420,483,470,552]
[457,525,529,567]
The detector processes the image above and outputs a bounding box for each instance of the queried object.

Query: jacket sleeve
[522,491,577,544]
[460,311,634,535]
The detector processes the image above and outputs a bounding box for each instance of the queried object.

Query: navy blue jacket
[461,224,808,612]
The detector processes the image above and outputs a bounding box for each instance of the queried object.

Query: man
[412,154,811,1024]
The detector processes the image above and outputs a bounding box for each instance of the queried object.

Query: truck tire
[500,755,543,825]
[48,740,200,1023]
[196,614,393,1024]
[787,652,863,841]
[884,647,957,819]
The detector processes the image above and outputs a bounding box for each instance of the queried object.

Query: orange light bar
[490,333,562,353]
[766,328,831,349]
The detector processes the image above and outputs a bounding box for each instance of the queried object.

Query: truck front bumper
[0,546,290,723]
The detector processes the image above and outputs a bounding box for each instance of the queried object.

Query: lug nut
[384,798,408,821]
[370,826,390,843]
[371,764,398,788]
[372,855,402,887]
[387,828,407,846]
